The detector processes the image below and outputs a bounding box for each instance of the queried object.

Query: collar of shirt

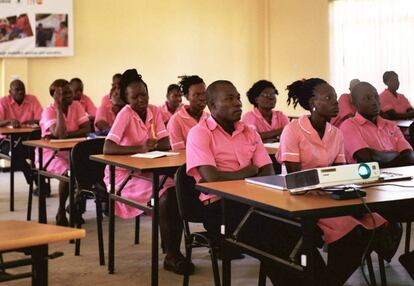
[353,112,387,130]
[8,94,29,106]
[205,115,246,136]
[178,105,208,120]
[126,104,154,128]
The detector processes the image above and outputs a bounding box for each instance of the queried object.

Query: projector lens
[358,163,371,179]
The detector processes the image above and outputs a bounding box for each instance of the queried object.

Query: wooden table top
[90,151,186,173]
[23,138,88,151]
[197,166,414,218]
[0,220,85,251]
[0,126,39,135]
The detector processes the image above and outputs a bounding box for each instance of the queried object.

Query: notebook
[131,151,180,159]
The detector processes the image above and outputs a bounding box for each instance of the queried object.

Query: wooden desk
[23,138,87,225]
[0,127,40,212]
[90,152,186,286]
[196,166,414,286]
[0,220,85,285]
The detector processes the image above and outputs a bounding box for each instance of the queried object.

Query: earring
[312,107,316,112]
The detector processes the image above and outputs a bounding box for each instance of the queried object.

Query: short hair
[112,73,122,82]
[205,80,233,107]
[349,79,360,90]
[246,80,278,107]
[178,75,204,96]
[350,81,376,104]
[383,71,398,84]
[10,79,24,89]
[119,68,147,103]
[167,84,180,94]
[286,78,327,110]
[69,77,83,91]
[49,79,70,97]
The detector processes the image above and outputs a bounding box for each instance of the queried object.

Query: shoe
[376,222,403,262]
[399,251,414,280]
[56,214,69,227]
[163,256,195,275]
[216,246,245,260]
[32,184,51,197]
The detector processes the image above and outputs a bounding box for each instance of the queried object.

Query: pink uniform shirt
[94,102,116,130]
[38,101,89,175]
[277,115,386,244]
[0,94,42,123]
[242,108,289,133]
[78,94,97,117]
[331,93,356,127]
[379,89,412,113]
[167,106,209,151]
[186,116,272,202]
[340,112,412,163]
[104,104,173,218]
[158,102,183,124]
[101,94,110,107]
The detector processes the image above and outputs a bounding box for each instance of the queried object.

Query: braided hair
[178,75,204,97]
[119,69,148,103]
[286,78,327,110]
[246,80,278,107]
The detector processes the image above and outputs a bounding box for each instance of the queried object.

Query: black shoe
[376,222,403,262]
[399,251,414,280]
[163,256,195,275]
[56,214,69,227]
[216,246,245,260]
[32,184,51,197]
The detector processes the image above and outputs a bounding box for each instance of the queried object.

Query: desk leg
[68,152,75,228]
[302,218,318,286]
[151,174,159,286]
[31,244,48,286]
[108,165,115,274]
[9,134,15,211]
[38,148,47,224]
[222,199,231,286]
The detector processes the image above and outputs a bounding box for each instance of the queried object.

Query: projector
[245,162,380,194]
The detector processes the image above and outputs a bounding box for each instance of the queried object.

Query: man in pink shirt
[100,73,122,110]
[158,83,183,124]
[167,75,208,150]
[0,79,43,185]
[330,78,359,127]
[69,78,97,120]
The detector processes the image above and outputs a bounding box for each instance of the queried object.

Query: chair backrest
[175,164,204,222]
[71,138,106,190]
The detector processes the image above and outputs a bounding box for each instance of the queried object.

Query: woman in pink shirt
[242,80,289,142]
[330,78,359,127]
[69,78,97,120]
[167,75,208,150]
[39,79,90,226]
[158,84,183,124]
[277,78,387,285]
[103,69,193,275]
[100,73,122,110]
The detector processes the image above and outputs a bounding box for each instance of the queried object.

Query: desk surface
[197,166,414,218]
[23,138,87,151]
[91,151,186,173]
[0,126,39,135]
[0,220,85,251]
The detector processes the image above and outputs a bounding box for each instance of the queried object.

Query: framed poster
[0,0,73,57]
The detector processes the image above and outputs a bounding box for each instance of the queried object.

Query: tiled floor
[0,171,413,285]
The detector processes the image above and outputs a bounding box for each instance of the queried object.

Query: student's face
[10,81,25,104]
[310,83,339,119]
[112,77,121,89]
[126,81,148,114]
[70,81,83,100]
[110,86,124,109]
[167,88,182,109]
[210,83,242,122]
[55,84,74,107]
[386,74,400,92]
[255,87,276,109]
[353,84,380,118]
[187,83,206,112]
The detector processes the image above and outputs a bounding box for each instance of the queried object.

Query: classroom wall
[0,0,329,115]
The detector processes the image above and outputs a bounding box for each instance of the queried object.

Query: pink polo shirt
[379,89,412,113]
[104,104,173,218]
[94,102,116,130]
[167,105,209,151]
[242,107,289,133]
[78,94,97,117]
[0,94,42,123]
[158,102,183,124]
[340,112,412,163]
[330,93,356,127]
[101,94,110,107]
[186,116,272,202]
[277,115,346,169]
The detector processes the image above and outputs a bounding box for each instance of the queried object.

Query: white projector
[245,162,380,194]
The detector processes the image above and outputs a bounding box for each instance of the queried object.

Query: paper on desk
[131,151,180,159]
[263,142,280,149]
[395,120,413,128]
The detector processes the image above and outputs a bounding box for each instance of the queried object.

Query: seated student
[69,77,97,120]
[101,73,122,109]
[103,69,193,275]
[0,79,43,184]
[277,78,387,286]
[242,80,289,142]
[331,78,360,127]
[380,71,414,120]
[158,84,183,124]
[94,82,125,135]
[39,79,90,226]
[167,75,208,150]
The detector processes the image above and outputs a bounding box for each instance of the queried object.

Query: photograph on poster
[0,13,33,43]
[35,13,68,47]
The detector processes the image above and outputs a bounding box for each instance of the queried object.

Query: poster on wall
[0,0,73,57]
